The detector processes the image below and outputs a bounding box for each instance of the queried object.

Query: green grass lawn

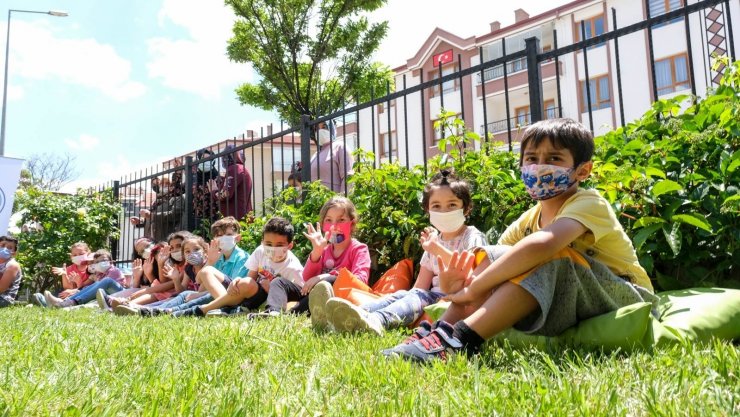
[0,306,737,417]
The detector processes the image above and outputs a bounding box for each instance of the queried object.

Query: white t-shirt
[419,225,488,293]
[246,245,304,288]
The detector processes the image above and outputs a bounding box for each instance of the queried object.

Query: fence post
[184,156,195,231]
[300,114,312,185]
[112,180,120,261]
[525,37,544,124]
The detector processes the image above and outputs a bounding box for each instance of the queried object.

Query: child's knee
[237,278,258,297]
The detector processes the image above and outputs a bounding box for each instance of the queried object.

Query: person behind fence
[192,148,221,226]
[309,120,354,193]
[323,170,488,335]
[44,249,125,308]
[383,118,657,363]
[30,241,92,306]
[132,177,184,242]
[208,145,253,222]
[298,196,370,328]
[0,236,22,308]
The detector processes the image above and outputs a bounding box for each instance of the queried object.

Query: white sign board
[0,156,24,235]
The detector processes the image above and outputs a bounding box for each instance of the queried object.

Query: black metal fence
[103,0,736,262]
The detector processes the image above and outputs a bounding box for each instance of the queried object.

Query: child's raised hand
[440,251,481,305]
[68,271,82,286]
[142,257,154,279]
[303,222,329,259]
[157,245,170,264]
[51,264,67,276]
[207,239,222,265]
[420,227,440,253]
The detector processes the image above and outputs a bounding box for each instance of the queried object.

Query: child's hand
[300,276,322,296]
[438,250,474,295]
[129,217,141,225]
[207,178,219,193]
[227,278,242,296]
[139,209,151,218]
[68,271,82,287]
[440,251,481,305]
[185,292,202,302]
[420,227,440,253]
[157,245,170,264]
[303,222,329,260]
[207,239,222,265]
[163,263,180,281]
[142,257,154,280]
[51,264,67,276]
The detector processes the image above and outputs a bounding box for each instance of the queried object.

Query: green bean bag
[424,287,740,351]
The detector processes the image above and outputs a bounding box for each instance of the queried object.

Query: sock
[194,306,205,317]
[60,299,77,308]
[452,321,485,353]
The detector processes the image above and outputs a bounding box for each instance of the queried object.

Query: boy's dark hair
[211,216,240,237]
[93,249,112,262]
[0,236,18,252]
[263,217,295,243]
[166,231,193,244]
[422,169,473,214]
[519,118,594,167]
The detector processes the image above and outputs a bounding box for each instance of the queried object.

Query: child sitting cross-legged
[175,217,303,317]
[0,236,22,308]
[44,249,125,308]
[323,170,488,335]
[383,118,657,363]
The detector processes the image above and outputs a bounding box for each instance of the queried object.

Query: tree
[226,0,394,127]
[24,152,79,191]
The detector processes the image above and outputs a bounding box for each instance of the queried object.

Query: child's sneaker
[44,291,64,308]
[308,281,333,329]
[383,321,462,363]
[326,298,384,336]
[205,309,228,317]
[113,304,140,316]
[247,310,281,320]
[96,289,110,310]
[402,320,434,344]
[172,306,205,318]
[29,292,48,308]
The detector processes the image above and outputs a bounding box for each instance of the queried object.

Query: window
[575,15,606,46]
[544,100,558,119]
[649,0,683,17]
[429,64,458,97]
[655,54,690,96]
[431,113,461,144]
[515,106,530,127]
[379,131,398,158]
[580,75,611,111]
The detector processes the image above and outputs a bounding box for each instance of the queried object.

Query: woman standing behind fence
[310,120,353,193]
[208,145,253,222]
[192,149,221,228]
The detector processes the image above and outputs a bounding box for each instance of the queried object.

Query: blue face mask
[0,248,13,260]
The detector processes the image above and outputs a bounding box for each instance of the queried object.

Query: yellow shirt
[498,188,653,291]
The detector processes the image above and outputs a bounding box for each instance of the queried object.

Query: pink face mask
[322,221,352,244]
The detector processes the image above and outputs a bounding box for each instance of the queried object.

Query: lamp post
[1,9,68,156]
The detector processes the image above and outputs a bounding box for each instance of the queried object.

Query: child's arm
[412,266,435,290]
[0,260,19,293]
[131,259,144,287]
[128,280,175,300]
[348,243,371,284]
[445,218,587,304]
[302,222,329,281]
[228,270,259,296]
[420,228,455,267]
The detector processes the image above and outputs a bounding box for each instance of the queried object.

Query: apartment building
[340,0,739,167]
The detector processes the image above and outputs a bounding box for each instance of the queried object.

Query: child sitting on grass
[44,249,124,308]
[174,217,303,317]
[30,241,92,306]
[323,170,487,335]
[0,236,22,308]
[302,196,371,328]
[383,118,657,363]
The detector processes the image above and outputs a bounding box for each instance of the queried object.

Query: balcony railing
[476,57,528,84]
[480,107,561,135]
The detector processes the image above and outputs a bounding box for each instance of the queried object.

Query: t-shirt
[419,226,488,293]
[0,259,22,303]
[303,239,371,284]
[214,246,250,279]
[246,246,304,288]
[498,188,653,291]
[65,264,90,288]
[91,266,125,286]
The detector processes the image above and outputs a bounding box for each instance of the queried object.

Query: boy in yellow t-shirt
[384,118,657,363]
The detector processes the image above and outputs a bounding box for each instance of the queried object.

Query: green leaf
[662,223,682,257]
[644,167,666,179]
[671,214,713,233]
[651,180,683,198]
[632,223,662,251]
[633,216,666,229]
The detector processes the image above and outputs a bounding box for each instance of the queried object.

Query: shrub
[14,187,121,292]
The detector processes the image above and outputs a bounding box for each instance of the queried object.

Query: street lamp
[1,9,68,156]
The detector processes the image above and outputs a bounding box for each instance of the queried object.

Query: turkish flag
[433,49,453,67]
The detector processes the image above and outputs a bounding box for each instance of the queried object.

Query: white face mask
[94,261,111,273]
[263,245,289,262]
[71,254,88,266]
[141,245,154,260]
[170,250,183,262]
[318,129,331,147]
[429,209,466,234]
[218,235,237,252]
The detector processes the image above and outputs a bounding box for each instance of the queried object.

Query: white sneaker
[326,297,385,336]
[96,289,110,310]
[44,291,64,308]
[308,281,334,329]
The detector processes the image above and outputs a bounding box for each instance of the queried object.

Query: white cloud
[7,85,25,101]
[64,134,100,151]
[0,20,146,101]
[146,0,252,100]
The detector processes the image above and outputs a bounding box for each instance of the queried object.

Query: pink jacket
[302,239,371,284]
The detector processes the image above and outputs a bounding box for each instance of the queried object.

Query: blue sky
[1,0,553,190]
